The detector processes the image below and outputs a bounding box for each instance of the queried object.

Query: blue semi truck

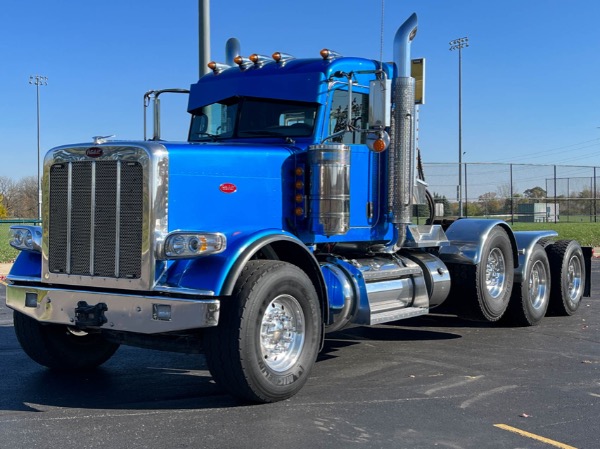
[5,14,591,403]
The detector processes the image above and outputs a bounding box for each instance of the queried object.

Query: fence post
[554,165,558,224]
[464,163,468,218]
[510,163,514,224]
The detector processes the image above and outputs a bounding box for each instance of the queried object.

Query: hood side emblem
[219,183,237,194]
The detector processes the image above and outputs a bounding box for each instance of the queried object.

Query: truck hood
[163,141,298,234]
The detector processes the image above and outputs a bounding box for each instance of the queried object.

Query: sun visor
[188,71,327,113]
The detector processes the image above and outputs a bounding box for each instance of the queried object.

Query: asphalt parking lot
[0,263,598,449]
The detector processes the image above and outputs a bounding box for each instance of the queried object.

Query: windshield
[189,97,318,142]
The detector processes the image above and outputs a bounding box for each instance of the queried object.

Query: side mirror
[190,113,208,138]
[368,79,391,128]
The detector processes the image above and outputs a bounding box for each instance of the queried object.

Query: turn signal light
[372,138,387,153]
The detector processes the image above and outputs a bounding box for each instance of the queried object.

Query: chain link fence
[422,162,600,223]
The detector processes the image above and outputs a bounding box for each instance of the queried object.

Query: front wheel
[204,260,321,403]
[13,311,119,370]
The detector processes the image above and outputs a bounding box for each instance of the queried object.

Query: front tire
[13,311,119,370]
[205,260,321,403]
[546,240,585,316]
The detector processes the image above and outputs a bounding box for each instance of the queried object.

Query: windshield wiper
[241,130,286,137]
[192,132,221,142]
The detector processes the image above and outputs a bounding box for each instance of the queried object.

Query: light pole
[29,74,48,220]
[449,36,468,217]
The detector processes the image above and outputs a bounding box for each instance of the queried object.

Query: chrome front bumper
[6,284,219,334]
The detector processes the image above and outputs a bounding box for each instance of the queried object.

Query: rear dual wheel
[451,226,515,322]
[546,240,585,316]
[504,244,550,326]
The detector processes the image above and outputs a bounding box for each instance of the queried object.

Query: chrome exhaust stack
[225,38,241,66]
[374,13,418,253]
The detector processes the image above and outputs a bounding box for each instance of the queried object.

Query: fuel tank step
[369,306,428,325]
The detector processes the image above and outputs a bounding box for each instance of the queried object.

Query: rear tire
[204,260,321,403]
[13,311,119,370]
[504,244,550,326]
[451,226,514,321]
[545,240,585,316]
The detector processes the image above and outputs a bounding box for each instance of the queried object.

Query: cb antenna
[379,0,385,67]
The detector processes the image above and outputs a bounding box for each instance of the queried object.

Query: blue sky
[1,0,599,180]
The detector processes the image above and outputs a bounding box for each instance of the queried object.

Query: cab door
[327,88,379,229]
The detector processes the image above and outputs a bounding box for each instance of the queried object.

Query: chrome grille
[48,160,143,278]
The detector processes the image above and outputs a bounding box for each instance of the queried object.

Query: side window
[329,90,369,144]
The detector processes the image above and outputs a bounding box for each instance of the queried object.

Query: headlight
[163,232,226,259]
[10,226,42,253]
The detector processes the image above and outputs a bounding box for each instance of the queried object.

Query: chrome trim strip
[115,160,121,277]
[6,284,219,334]
[66,162,73,274]
[6,275,41,282]
[90,161,96,276]
[153,285,215,296]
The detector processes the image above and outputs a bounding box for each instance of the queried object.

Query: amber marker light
[295,167,304,176]
[295,194,303,203]
[295,181,304,189]
[272,52,282,62]
[372,138,387,153]
[295,207,304,216]
[208,61,217,70]
[320,49,330,59]
[234,55,244,66]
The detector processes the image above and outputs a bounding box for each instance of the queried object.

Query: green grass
[0,223,19,263]
[1,220,599,264]
[510,222,600,247]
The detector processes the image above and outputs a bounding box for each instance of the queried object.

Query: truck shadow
[0,325,241,412]
[0,314,504,412]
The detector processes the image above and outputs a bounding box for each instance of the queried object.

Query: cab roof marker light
[9,225,42,253]
[233,55,253,70]
[207,61,231,74]
[249,53,274,67]
[272,52,295,65]
[320,49,343,60]
[163,232,227,259]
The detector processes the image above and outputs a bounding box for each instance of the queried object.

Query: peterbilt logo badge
[86,147,103,158]
[219,183,237,194]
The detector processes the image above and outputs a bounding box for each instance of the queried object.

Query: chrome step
[369,306,429,325]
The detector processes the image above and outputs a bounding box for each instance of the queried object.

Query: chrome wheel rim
[260,294,305,372]
[566,255,583,302]
[486,248,506,299]
[528,260,548,309]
